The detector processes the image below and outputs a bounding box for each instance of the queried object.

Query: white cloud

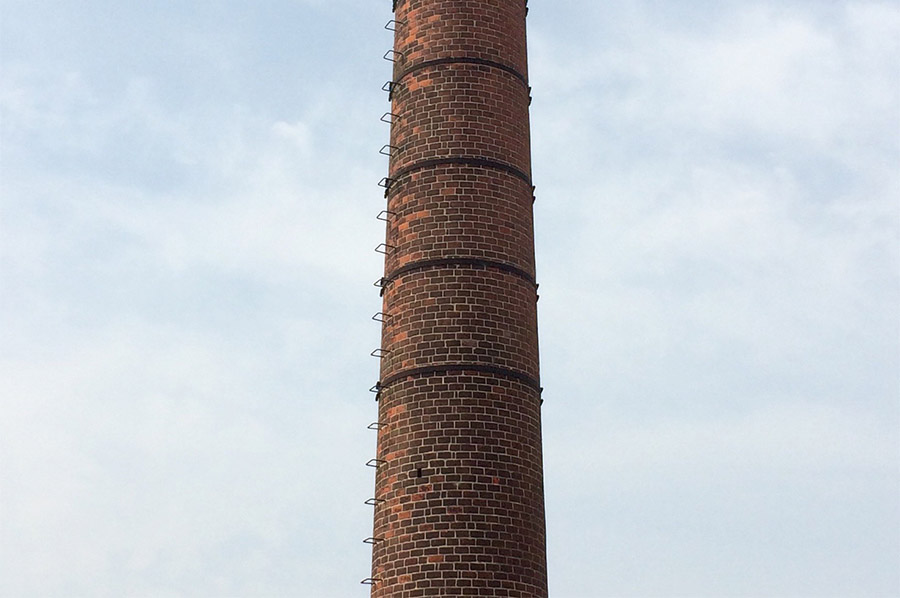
[1,18,384,594]
[0,314,375,596]
[529,5,898,594]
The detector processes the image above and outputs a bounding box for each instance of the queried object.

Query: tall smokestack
[365,0,547,595]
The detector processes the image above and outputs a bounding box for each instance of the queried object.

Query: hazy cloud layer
[1,1,897,597]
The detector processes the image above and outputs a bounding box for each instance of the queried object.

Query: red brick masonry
[369,1,547,596]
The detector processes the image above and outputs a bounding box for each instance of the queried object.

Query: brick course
[369,1,547,596]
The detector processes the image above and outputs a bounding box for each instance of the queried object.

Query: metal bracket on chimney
[378,178,397,198]
[373,277,389,297]
[363,537,384,545]
[366,458,388,468]
[379,144,400,157]
[376,210,396,222]
[380,112,400,124]
[364,496,385,506]
[360,578,380,586]
[382,80,399,100]
[369,382,382,401]
[383,50,404,63]
[370,348,391,359]
[375,243,395,255]
[385,19,405,31]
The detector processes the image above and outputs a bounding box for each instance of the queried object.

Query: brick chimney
[365,0,547,595]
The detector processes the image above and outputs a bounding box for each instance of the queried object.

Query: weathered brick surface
[391,0,528,79]
[389,65,532,176]
[383,164,536,277]
[370,1,546,596]
[373,374,546,597]
[380,267,540,383]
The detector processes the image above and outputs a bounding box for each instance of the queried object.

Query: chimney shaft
[369,1,547,595]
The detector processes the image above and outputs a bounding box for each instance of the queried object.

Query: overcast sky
[1,1,898,597]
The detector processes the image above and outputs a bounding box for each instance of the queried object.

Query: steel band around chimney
[379,363,542,394]
[391,0,531,16]
[396,57,529,89]
[383,256,536,288]
[388,156,532,191]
